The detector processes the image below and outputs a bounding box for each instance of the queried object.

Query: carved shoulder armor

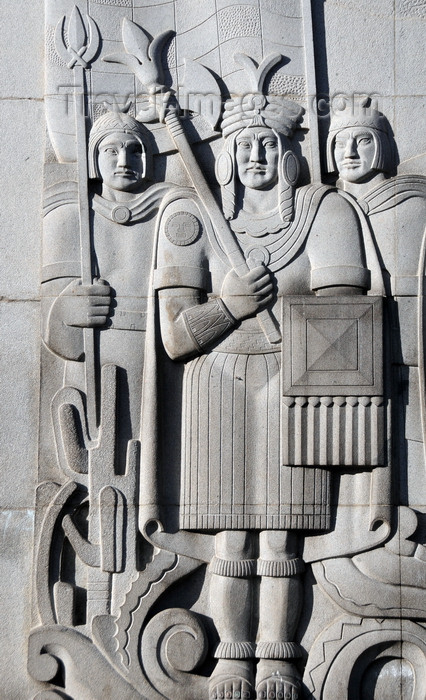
[42,181,81,283]
[306,189,370,292]
[154,194,211,292]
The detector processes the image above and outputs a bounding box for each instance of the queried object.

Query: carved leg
[209,531,256,700]
[256,530,303,700]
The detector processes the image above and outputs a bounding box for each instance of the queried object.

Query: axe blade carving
[179,59,222,130]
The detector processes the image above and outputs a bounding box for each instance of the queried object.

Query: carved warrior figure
[327,99,426,522]
[153,68,374,699]
[42,111,170,463]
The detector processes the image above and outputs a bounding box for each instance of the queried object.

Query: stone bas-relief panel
[29,1,426,699]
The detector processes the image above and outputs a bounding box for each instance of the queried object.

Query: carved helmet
[88,111,152,180]
[216,54,304,223]
[326,97,394,175]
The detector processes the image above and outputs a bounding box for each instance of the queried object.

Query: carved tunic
[156,185,370,531]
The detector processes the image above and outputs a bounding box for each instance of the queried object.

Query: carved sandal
[209,671,254,699]
[256,661,301,700]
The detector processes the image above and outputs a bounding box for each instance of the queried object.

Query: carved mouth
[114,170,136,177]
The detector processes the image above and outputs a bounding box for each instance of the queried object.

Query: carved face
[235,127,279,190]
[333,127,377,183]
[97,132,145,191]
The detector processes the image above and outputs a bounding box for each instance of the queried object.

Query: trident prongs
[55,5,100,70]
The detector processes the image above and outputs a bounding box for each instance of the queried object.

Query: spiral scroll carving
[141,608,209,699]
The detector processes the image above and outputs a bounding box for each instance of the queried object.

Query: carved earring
[281,151,300,187]
[215,151,234,186]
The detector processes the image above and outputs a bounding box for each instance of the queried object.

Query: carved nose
[344,138,357,158]
[117,147,129,167]
[250,140,262,162]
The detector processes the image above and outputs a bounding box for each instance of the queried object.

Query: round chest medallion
[165,212,200,246]
[111,205,131,224]
[245,245,270,267]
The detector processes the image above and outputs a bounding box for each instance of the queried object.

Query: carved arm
[158,265,274,361]
[158,288,234,360]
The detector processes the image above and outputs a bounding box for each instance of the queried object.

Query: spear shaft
[74,65,98,439]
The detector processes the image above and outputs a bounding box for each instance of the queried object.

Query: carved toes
[210,675,254,699]
[257,676,300,699]
[256,661,301,700]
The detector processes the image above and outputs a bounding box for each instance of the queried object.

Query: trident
[55,6,101,440]
[104,20,281,343]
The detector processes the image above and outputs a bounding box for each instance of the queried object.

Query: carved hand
[61,279,112,328]
[221,265,274,321]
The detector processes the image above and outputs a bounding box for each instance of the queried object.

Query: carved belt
[109,309,147,332]
[213,328,280,354]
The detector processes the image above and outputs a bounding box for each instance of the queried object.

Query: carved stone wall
[1,1,425,699]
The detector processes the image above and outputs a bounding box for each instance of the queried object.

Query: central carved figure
[155,83,370,699]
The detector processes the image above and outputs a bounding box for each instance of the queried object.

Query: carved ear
[215,152,234,186]
[281,151,300,187]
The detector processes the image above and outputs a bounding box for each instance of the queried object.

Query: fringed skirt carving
[180,350,330,531]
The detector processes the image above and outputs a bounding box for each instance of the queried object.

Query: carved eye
[237,141,251,149]
[104,147,118,155]
[264,140,277,148]
[358,137,372,145]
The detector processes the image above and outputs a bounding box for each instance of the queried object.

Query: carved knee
[210,531,256,577]
[258,530,303,577]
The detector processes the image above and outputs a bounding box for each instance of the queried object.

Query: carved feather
[235,52,282,92]
[148,29,174,62]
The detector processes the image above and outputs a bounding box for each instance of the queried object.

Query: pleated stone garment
[180,349,330,531]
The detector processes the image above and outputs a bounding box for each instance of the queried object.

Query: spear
[55,6,101,439]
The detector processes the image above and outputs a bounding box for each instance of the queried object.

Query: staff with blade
[103,20,281,343]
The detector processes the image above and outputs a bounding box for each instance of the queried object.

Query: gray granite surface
[1,1,425,698]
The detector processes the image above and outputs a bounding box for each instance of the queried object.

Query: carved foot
[210,659,254,699]
[256,660,301,700]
